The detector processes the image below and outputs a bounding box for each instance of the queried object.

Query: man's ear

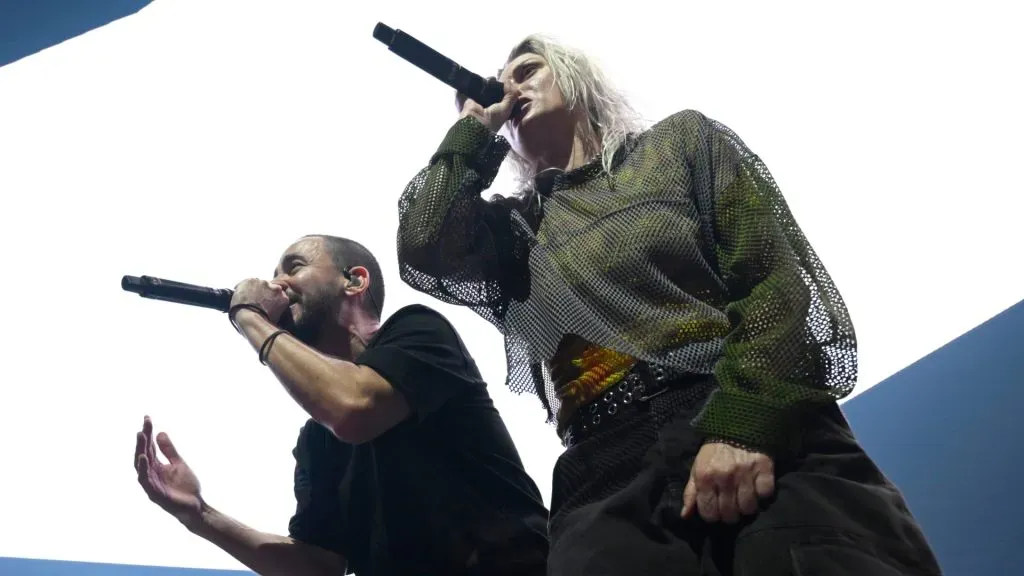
[344,266,370,293]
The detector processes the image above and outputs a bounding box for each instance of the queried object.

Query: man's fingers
[156,432,182,464]
[136,454,165,503]
[142,416,159,462]
[268,282,286,296]
[136,454,149,484]
[680,477,697,518]
[737,476,759,516]
[135,432,147,470]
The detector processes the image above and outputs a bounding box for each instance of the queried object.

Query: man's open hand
[681,441,775,524]
[135,416,204,526]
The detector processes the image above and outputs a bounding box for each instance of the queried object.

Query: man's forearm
[231,309,357,427]
[184,504,345,576]
[229,309,409,444]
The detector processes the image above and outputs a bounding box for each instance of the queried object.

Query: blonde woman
[396,35,940,575]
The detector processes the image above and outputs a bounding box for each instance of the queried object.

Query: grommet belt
[561,362,680,447]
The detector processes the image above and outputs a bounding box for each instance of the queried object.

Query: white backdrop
[0,0,1020,570]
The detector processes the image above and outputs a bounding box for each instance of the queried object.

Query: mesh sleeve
[397,116,531,320]
[691,123,858,455]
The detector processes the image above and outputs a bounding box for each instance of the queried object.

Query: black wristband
[229,304,268,330]
[259,329,289,365]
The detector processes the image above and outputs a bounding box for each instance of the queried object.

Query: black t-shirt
[287,304,549,576]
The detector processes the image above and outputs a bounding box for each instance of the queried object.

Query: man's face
[272,237,342,345]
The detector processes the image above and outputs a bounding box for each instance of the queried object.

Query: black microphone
[121,275,234,313]
[373,22,505,107]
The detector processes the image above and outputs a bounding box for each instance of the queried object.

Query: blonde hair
[502,35,647,191]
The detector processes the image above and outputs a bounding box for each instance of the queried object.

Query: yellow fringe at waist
[556,344,638,421]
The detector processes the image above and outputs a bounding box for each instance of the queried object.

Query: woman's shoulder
[651,109,712,133]
[637,109,718,157]
[647,109,754,159]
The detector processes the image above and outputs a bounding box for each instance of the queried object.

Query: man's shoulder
[366,304,484,382]
[378,304,463,341]
[384,303,451,325]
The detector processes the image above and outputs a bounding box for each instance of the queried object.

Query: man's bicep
[356,319,478,424]
[350,307,481,428]
[332,364,412,443]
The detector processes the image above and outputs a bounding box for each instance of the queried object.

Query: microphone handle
[373,22,505,107]
[121,275,234,312]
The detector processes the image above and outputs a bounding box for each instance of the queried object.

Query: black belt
[560,362,691,448]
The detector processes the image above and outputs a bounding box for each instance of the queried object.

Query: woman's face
[499,52,573,163]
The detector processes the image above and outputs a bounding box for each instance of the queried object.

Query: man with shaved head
[133,235,549,576]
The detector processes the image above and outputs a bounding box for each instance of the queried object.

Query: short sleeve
[355,305,483,421]
[287,420,350,554]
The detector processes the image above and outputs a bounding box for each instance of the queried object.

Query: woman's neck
[532,117,601,175]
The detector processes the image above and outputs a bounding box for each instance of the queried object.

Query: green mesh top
[396,109,857,455]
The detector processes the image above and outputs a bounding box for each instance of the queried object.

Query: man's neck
[346,315,380,359]
[317,308,381,361]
